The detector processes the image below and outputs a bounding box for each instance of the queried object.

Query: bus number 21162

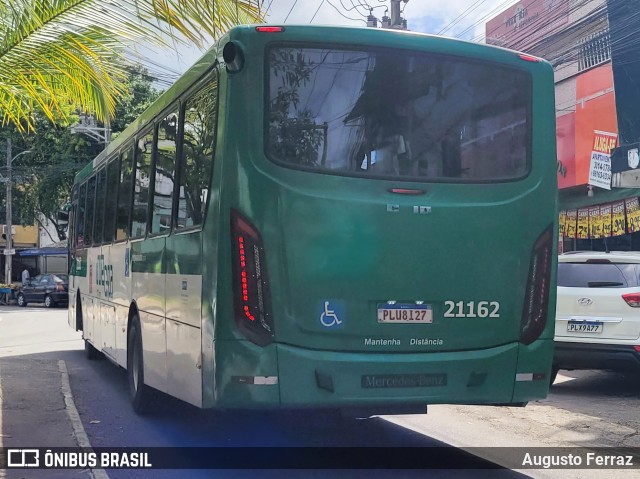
[443,301,500,318]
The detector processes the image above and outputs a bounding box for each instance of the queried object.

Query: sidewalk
[0,357,94,478]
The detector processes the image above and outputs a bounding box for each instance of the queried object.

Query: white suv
[553,251,640,384]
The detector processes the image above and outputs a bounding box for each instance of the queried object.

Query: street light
[4,138,33,284]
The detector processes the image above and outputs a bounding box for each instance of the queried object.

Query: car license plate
[567,321,602,333]
[377,304,433,323]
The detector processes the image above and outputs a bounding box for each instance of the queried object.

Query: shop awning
[19,247,67,256]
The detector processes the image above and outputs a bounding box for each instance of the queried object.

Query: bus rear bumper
[211,339,553,409]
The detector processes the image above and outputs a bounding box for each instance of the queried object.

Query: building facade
[487,0,640,252]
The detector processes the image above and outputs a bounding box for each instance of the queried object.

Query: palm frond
[0,0,263,131]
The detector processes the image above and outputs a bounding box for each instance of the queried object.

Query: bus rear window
[267,47,531,182]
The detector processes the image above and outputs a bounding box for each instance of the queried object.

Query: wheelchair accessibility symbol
[319,300,344,328]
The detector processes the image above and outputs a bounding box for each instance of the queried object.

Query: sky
[143,0,517,85]
[267,0,513,38]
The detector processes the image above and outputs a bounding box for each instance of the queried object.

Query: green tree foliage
[0,67,161,240]
[268,49,324,167]
[181,77,218,226]
[111,66,161,135]
[0,0,262,131]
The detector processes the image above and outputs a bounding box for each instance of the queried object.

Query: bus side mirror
[56,211,69,230]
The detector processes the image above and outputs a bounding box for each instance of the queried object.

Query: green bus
[67,25,558,415]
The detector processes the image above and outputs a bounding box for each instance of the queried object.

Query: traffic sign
[3,249,15,255]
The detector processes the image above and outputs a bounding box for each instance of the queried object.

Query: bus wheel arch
[78,291,101,360]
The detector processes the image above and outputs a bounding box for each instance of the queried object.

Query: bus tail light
[518,53,541,63]
[231,210,274,346]
[255,26,285,33]
[520,224,554,345]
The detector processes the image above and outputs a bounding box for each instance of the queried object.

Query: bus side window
[69,184,78,250]
[104,158,119,243]
[176,71,218,230]
[75,183,86,249]
[152,108,179,234]
[84,176,97,247]
[94,168,107,244]
[132,131,154,239]
[116,147,134,241]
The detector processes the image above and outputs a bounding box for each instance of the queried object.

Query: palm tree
[0,0,262,131]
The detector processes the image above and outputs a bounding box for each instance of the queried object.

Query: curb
[58,360,109,479]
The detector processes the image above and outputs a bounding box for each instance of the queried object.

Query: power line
[460,0,532,41]
[310,0,326,23]
[326,0,367,23]
[265,0,275,16]
[284,0,300,22]
[340,0,369,16]
[437,0,490,36]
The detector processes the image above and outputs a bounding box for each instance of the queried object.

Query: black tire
[85,339,101,360]
[128,314,151,415]
[549,368,559,387]
[44,294,54,308]
[17,293,27,307]
[75,293,83,331]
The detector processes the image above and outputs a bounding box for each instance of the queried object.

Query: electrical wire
[284,0,300,23]
[437,0,490,35]
[310,0,326,23]
[462,0,539,41]
[472,0,602,45]
[326,0,367,23]
[340,0,369,16]
[265,0,274,16]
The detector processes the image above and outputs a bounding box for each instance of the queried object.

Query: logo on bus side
[96,254,113,298]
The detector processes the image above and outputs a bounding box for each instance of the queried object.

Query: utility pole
[390,0,402,27]
[366,0,409,30]
[3,142,32,284]
[5,138,12,284]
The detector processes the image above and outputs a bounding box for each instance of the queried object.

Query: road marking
[58,360,109,479]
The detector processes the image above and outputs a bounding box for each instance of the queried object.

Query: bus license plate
[377,304,433,323]
[567,321,602,333]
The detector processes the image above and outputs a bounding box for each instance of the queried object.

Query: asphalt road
[0,306,525,478]
[2,306,639,478]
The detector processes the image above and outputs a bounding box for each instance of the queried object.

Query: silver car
[552,251,640,384]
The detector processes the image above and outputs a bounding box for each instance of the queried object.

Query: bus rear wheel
[128,314,151,415]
